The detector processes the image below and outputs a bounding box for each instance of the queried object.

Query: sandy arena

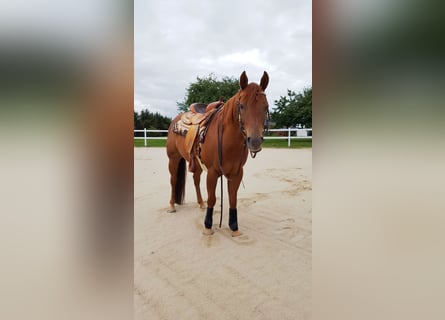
[134,147,312,319]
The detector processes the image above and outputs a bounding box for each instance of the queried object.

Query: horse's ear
[260,71,269,91]
[239,71,248,90]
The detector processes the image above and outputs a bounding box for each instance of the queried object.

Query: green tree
[134,111,140,129]
[271,87,312,128]
[177,73,239,112]
[134,109,172,137]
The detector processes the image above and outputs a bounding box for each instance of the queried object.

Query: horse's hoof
[167,207,176,213]
[203,228,214,235]
[199,204,206,209]
[231,230,242,237]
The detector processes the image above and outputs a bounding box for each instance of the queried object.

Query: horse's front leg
[227,169,243,237]
[203,169,218,235]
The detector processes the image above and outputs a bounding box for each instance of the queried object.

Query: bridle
[236,91,270,158]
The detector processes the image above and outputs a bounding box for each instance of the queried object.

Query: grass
[262,138,312,148]
[134,138,311,148]
[134,139,167,147]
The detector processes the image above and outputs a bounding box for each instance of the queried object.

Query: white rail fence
[134,128,312,147]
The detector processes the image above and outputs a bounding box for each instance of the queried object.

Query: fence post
[288,127,291,147]
[144,128,147,147]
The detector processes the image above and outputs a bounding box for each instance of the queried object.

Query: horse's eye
[240,105,244,110]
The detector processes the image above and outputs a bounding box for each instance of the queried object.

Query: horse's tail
[174,157,186,204]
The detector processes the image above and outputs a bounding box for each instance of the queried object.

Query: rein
[217,107,224,228]
[216,101,246,228]
[217,100,248,180]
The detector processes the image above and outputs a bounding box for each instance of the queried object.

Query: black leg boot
[204,207,213,229]
[229,208,238,231]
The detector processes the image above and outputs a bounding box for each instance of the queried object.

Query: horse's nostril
[247,137,263,150]
[261,137,264,142]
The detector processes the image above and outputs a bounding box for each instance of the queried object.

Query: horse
[166,71,270,236]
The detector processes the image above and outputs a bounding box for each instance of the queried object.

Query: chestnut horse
[166,71,269,236]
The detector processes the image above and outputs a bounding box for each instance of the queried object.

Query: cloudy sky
[135,0,311,118]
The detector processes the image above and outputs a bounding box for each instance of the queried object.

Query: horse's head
[237,71,270,156]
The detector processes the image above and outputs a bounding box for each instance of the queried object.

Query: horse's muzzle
[247,136,264,153]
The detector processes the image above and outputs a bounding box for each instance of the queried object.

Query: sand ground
[134,147,312,320]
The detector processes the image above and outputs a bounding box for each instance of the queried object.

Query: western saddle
[173,99,224,172]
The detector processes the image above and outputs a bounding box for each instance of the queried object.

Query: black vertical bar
[219,175,223,228]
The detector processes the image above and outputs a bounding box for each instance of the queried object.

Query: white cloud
[198,49,276,75]
[220,49,276,71]
[135,0,312,118]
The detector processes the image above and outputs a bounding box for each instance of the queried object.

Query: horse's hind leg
[167,154,186,213]
[193,163,206,209]
[167,156,179,212]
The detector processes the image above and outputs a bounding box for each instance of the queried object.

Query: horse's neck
[222,94,244,144]
[222,94,239,128]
